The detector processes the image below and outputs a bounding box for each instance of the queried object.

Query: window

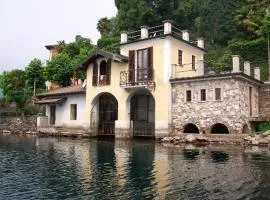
[186,90,192,102]
[200,89,206,101]
[70,104,77,120]
[192,55,195,70]
[178,50,183,65]
[215,88,221,101]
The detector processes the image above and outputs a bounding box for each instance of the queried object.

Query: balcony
[120,68,155,89]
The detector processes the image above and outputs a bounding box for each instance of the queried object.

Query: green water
[0,134,269,200]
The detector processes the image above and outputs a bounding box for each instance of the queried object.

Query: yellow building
[77,20,205,139]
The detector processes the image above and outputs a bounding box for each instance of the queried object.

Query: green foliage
[44,35,94,86]
[25,58,45,92]
[257,122,270,132]
[1,70,30,111]
[97,35,120,53]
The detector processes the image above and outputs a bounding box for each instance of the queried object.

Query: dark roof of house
[170,72,264,85]
[35,97,67,105]
[36,85,86,98]
[45,44,59,50]
[77,50,129,69]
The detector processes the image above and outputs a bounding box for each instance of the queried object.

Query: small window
[215,88,221,101]
[70,104,77,120]
[186,90,192,102]
[200,89,206,101]
[178,50,183,65]
[192,55,195,70]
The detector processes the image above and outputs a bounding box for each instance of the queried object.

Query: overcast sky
[0,0,117,72]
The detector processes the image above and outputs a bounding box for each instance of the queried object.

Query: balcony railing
[120,68,154,88]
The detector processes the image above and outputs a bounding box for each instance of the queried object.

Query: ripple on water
[0,135,270,200]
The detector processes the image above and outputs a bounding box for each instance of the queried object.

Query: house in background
[37,20,267,139]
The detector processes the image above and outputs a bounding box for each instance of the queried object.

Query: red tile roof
[36,85,86,98]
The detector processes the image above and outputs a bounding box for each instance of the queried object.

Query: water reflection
[0,135,270,200]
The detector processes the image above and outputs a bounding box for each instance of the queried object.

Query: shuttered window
[200,89,206,101]
[129,50,135,82]
[178,50,183,65]
[106,59,111,85]
[192,55,195,70]
[92,61,98,86]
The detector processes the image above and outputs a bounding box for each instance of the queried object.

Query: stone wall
[0,116,37,134]
[259,83,270,119]
[171,77,260,134]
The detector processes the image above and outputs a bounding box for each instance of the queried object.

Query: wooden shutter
[106,59,112,85]
[92,61,98,86]
[178,50,183,65]
[148,47,153,79]
[129,50,135,82]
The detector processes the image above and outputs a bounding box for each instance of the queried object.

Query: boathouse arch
[183,123,200,134]
[126,89,155,137]
[90,92,118,136]
[210,123,229,134]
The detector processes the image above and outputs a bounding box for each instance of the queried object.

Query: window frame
[178,50,183,66]
[70,104,77,120]
[200,89,207,102]
[186,90,192,102]
[214,87,222,101]
[192,55,196,70]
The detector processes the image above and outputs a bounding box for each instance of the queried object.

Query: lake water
[0,134,269,200]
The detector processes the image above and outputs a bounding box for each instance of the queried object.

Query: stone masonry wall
[171,77,259,134]
[0,116,37,134]
[259,83,270,119]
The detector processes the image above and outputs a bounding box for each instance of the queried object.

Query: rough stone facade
[259,82,270,119]
[171,76,260,134]
[0,116,37,134]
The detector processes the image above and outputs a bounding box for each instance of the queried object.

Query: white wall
[46,94,88,129]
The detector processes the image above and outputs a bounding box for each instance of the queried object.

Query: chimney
[141,26,149,39]
[232,55,240,73]
[197,60,204,76]
[197,38,204,49]
[163,20,172,35]
[244,61,251,76]
[120,32,128,44]
[182,30,189,41]
[254,67,261,80]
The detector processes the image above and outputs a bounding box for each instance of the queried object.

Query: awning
[35,97,67,105]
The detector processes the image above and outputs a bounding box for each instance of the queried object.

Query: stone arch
[211,123,229,134]
[242,124,251,134]
[183,123,199,134]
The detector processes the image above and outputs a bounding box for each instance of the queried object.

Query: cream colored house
[76,20,205,138]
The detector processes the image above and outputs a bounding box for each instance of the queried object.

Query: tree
[25,58,45,95]
[1,70,30,112]
[43,35,95,86]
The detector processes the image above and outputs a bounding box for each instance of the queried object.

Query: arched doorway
[211,123,229,134]
[183,123,199,134]
[242,124,251,134]
[98,93,118,136]
[130,92,155,137]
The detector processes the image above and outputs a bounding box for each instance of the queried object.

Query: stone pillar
[244,61,251,76]
[163,20,172,35]
[120,32,128,44]
[254,67,261,80]
[115,120,132,139]
[141,26,149,39]
[197,60,204,76]
[232,55,240,73]
[197,38,204,49]
[182,30,189,41]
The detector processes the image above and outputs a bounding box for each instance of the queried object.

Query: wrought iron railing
[120,68,154,87]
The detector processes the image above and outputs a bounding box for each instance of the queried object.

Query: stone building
[37,21,267,138]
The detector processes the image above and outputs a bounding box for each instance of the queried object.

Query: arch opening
[129,91,155,137]
[183,123,199,134]
[211,123,229,134]
[100,60,107,75]
[242,124,251,134]
[92,93,118,137]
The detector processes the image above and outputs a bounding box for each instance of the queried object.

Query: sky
[0,0,117,72]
